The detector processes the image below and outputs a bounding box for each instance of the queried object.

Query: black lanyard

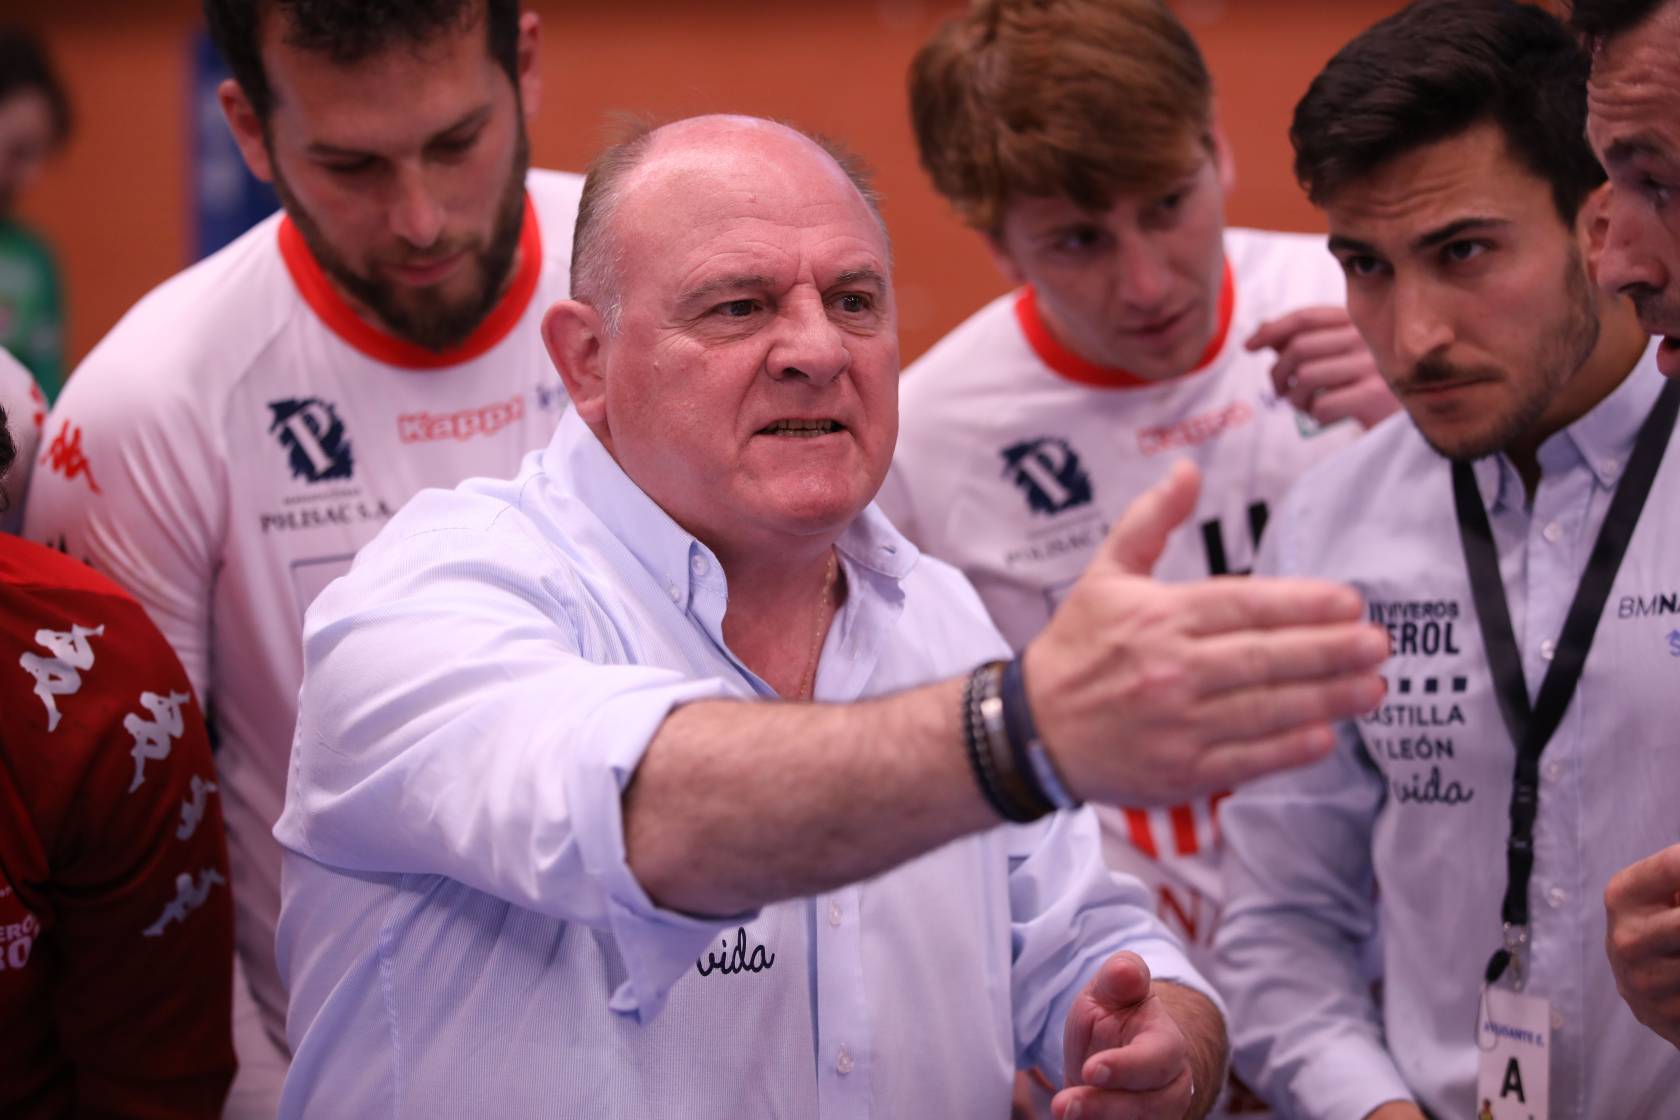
[1452,377,1680,986]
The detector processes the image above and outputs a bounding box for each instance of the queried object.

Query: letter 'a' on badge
[1476,984,1550,1119]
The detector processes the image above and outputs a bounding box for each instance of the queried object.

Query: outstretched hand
[1023,460,1389,806]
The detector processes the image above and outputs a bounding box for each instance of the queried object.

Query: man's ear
[515,11,542,122]
[542,300,609,425]
[1211,121,1236,196]
[217,78,275,184]
[1578,181,1613,280]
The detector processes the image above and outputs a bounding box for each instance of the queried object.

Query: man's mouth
[759,419,844,437]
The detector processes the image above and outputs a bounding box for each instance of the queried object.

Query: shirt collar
[542,409,921,610]
[1472,340,1666,512]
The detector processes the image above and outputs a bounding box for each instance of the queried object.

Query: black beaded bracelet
[961,662,1019,821]
[963,661,1053,822]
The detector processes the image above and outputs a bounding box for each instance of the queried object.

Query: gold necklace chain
[797,551,839,701]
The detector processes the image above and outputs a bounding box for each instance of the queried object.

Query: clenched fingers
[1051,1075,1194,1120]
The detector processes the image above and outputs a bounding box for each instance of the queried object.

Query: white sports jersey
[880,227,1366,1061]
[24,170,584,1047]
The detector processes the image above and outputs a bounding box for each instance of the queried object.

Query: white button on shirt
[1217,352,1680,1119]
[274,409,1212,1119]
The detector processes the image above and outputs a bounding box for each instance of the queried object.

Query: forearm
[625,676,996,914]
[1153,981,1227,1120]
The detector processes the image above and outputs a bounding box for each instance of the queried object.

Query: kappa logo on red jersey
[397,393,526,444]
[39,419,102,493]
[1136,401,1254,457]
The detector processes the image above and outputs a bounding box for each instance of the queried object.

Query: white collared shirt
[274,408,1212,1118]
[1216,347,1680,1118]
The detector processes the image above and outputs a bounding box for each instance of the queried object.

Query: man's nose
[1115,233,1173,311]
[1391,276,1454,368]
[768,295,850,385]
[1598,192,1668,302]
[388,164,447,250]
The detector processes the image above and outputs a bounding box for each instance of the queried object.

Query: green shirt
[0,221,63,404]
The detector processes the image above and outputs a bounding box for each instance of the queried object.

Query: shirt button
[827,900,843,928]
[1542,521,1562,544]
[1548,885,1567,908]
[1544,759,1563,782]
[836,1045,854,1075]
[667,584,682,603]
[690,554,709,577]
[1602,458,1620,476]
[1540,638,1556,661]
[1551,1008,1566,1031]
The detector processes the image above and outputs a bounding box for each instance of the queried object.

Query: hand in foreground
[1362,1103,1427,1120]
[1606,842,1680,1049]
[1247,306,1399,430]
[1023,461,1388,806]
[1054,952,1207,1120]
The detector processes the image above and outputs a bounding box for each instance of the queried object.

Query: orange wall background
[15,0,1434,372]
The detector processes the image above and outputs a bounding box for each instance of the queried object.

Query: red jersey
[0,536,234,1117]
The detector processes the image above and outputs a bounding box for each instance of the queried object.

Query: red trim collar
[1013,261,1236,389]
[278,194,542,370]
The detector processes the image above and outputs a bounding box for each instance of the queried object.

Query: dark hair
[908,0,1212,232]
[1292,0,1605,223]
[0,404,14,491]
[1569,0,1668,45]
[202,0,520,122]
[0,28,71,147]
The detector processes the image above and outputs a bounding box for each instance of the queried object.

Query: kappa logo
[398,393,525,444]
[268,397,354,483]
[39,419,101,493]
[1000,437,1094,516]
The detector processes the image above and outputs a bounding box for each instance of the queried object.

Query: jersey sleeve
[23,351,225,700]
[46,594,237,1116]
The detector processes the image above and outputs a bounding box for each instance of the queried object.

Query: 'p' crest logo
[999,437,1093,516]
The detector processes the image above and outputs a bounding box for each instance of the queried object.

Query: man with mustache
[1572,0,1680,1053]
[23,1,581,1109]
[1213,1,1680,1116]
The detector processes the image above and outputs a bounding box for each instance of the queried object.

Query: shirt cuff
[562,674,749,1024]
[1282,1037,1413,1119]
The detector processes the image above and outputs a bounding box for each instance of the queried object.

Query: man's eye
[1443,241,1487,265]
[834,293,872,314]
[717,299,758,318]
[323,159,376,176]
[1339,255,1385,279]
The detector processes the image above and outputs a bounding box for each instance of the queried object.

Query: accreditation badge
[1475,985,1550,1119]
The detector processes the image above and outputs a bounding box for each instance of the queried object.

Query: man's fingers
[1192,623,1392,695]
[1609,843,1680,909]
[1089,951,1152,1013]
[1196,672,1387,745]
[1269,329,1367,397]
[1245,305,1352,353]
[1101,461,1201,576]
[1179,576,1368,635]
[1081,1028,1182,1094]
[1051,1077,1192,1120]
[1191,723,1340,789]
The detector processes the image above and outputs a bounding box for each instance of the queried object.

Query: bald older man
[273,115,1387,1118]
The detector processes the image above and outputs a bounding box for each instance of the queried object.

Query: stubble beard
[272,126,531,352]
[1413,249,1601,465]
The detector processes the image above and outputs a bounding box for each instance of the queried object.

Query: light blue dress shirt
[1215,349,1680,1119]
[274,408,1211,1119]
